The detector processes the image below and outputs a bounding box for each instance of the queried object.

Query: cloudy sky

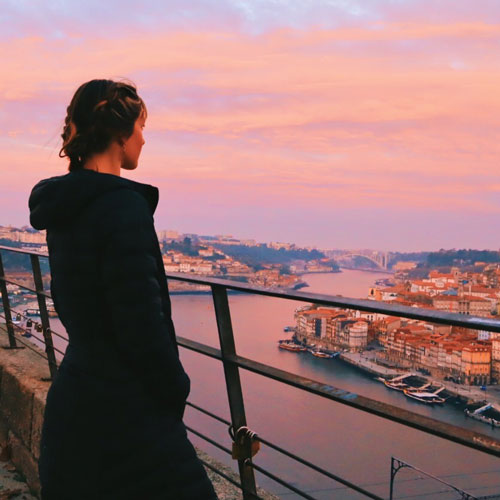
[1,0,500,251]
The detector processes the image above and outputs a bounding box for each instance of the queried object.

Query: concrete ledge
[0,331,279,499]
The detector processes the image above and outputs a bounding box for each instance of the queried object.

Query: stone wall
[0,330,50,496]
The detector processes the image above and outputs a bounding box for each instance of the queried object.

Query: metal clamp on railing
[229,425,261,461]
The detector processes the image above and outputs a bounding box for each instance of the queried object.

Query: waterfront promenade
[341,351,500,406]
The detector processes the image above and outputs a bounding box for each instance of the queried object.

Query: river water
[35,270,500,498]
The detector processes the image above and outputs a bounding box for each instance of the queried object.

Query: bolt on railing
[1,245,500,499]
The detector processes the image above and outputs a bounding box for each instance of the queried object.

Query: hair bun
[59,79,146,171]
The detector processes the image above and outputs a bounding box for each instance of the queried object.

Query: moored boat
[308,348,338,359]
[465,402,500,427]
[24,308,40,317]
[383,373,424,392]
[278,340,307,352]
[403,386,446,404]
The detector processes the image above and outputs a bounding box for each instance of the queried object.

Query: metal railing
[1,244,500,499]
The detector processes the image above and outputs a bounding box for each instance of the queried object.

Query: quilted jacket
[29,169,217,499]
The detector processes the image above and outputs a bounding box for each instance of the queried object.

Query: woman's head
[60,79,146,171]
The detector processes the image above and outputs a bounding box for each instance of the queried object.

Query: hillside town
[2,226,500,386]
[293,264,500,386]
[0,225,337,293]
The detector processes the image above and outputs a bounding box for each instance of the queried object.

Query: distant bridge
[336,250,390,270]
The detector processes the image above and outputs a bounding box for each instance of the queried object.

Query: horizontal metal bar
[188,394,385,499]
[256,433,383,499]
[177,336,500,458]
[21,331,45,345]
[2,245,499,333]
[185,425,233,456]
[8,309,68,342]
[0,313,67,346]
[246,461,317,500]
[187,396,386,497]
[186,401,232,426]
[5,325,63,360]
[0,245,48,258]
[165,272,500,333]
[0,325,48,360]
[0,276,51,298]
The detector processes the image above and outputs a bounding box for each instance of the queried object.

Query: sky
[1,0,500,252]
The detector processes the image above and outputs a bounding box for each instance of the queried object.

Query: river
[29,270,500,498]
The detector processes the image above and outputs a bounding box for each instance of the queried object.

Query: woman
[29,80,217,499]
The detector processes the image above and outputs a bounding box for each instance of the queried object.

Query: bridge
[335,249,390,270]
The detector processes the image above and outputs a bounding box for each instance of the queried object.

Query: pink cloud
[1,20,499,248]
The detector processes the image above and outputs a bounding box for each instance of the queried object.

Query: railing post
[30,254,58,380]
[211,284,258,500]
[389,457,395,500]
[0,251,18,348]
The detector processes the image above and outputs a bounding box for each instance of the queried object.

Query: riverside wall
[0,328,277,499]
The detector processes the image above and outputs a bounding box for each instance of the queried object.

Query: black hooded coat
[29,169,217,499]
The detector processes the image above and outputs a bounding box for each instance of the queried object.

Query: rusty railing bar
[0,252,17,348]
[0,312,67,344]
[245,461,317,500]
[177,335,500,458]
[185,425,233,455]
[212,284,259,499]
[0,245,48,257]
[1,245,499,332]
[30,255,57,380]
[0,277,50,298]
[8,309,67,342]
[186,401,232,426]
[164,272,500,333]
[189,390,387,499]
[0,325,48,360]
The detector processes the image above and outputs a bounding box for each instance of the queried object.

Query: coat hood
[29,169,159,230]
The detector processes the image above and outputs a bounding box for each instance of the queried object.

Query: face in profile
[121,112,146,171]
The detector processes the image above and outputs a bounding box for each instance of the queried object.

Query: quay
[339,352,402,378]
[340,352,500,407]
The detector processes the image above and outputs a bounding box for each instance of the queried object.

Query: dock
[340,352,500,407]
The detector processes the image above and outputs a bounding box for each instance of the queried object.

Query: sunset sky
[1,0,499,251]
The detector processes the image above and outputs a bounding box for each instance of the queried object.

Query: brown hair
[59,79,146,171]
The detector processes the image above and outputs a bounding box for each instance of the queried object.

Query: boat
[308,348,338,359]
[278,340,307,352]
[23,307,57,318]
[465,402,500,427]
[283,326,295,332]
[403,386,446,405]
[383,373,422,392]
[24,308,40,317]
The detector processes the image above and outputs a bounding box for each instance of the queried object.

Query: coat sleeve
[97,189,190,416]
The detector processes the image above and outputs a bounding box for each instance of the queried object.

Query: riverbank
[340,352,500,407]
[339,266,394,275]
